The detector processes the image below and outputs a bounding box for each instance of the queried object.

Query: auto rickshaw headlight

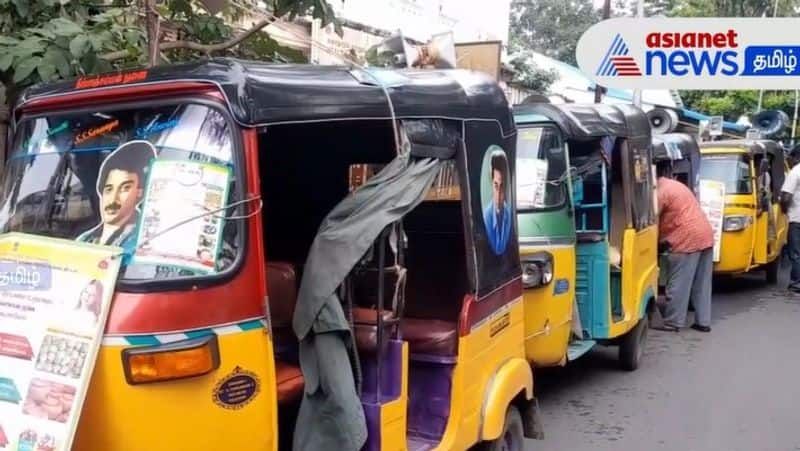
[521,252,554,288]
[722,215,752,232]
[122,335,220,385]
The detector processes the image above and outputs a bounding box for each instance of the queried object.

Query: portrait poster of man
[483,147,513,256]
[76,141,156,251]
[464,121,520,297]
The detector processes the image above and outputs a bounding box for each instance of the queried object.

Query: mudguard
[480,357,534,441]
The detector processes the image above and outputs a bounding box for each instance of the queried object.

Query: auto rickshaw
[513,103,658,372]
[698,139,788,283]
[6,59,542,450]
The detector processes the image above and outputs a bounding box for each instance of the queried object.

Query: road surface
[526,268,800,451]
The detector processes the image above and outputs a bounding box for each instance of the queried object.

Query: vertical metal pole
[793,89,799,146]
[632,0,644,107]
[594,0,612,104]
[758,0,780,113]
[375,229,386,404]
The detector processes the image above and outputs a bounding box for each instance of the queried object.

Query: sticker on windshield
[517,158,549,209]
[76,140,157,249]
[136,119,180,139]
[19,121,70,155]
[74,120,120,145]
[132,160,231,274]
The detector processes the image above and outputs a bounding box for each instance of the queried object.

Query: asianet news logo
[578,18,800,89]
[598,31,741,77]
[644,30,740,76]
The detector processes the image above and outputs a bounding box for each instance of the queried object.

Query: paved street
[526,268,800,451]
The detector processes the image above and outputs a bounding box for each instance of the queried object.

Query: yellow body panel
[435,299,532,451]
[717,193,757,273]
[610,226,658,338]
[520,244,575,367]
[479,357,534,440]
[700,148,788,275]
[74,329,277,451]
[379,342,409,451]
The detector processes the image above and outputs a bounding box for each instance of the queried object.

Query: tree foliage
[0,0,334,102]
[510,0,598,66]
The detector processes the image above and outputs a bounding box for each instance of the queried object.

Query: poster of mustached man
[76,141,156,249]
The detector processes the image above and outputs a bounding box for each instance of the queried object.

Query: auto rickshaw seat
[275,361,304,404]
[266,261,299,346]
[266,262,306,404]
[352,307,457,356]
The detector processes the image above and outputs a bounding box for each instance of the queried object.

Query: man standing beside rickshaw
[780,147,800,293]
[656,165,715,332]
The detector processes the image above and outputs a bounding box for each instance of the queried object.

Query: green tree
[507,51,558,92]
[665,0,798,17]
[0,0,336,103]
[510,0,598,66]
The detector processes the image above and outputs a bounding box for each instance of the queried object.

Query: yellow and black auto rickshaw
[698,139,788,282]
[513,103,659,372]
[7,59,543,450]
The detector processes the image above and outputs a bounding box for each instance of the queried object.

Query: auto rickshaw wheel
[619,315,648,371]
[476,405,525,451]
[765,259,779,284]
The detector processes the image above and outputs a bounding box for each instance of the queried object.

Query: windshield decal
[74,120,120,145]
[77,141,157,251]
[135,119,179,139]
[132,160,232,274]
[75,70,148,90]
[19,121,70,154]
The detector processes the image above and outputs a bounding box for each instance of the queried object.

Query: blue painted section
[554,278,570,295]
[567,339,597,361]
[610,271,622,319]
[680,108,748,132]
[575,241,611,339]
[514,113,550,124]
[638,287,655,320]
[239,319,264,331]
[124,335,162,346]
[184,328,215,339]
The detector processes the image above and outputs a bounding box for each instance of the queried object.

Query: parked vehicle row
[3,59,787,450]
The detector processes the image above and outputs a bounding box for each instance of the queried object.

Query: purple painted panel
[407,436,438,451]
[362,402,382,451]
[360,339,404,451]
[407,358,454,442]
[361,339,403,402]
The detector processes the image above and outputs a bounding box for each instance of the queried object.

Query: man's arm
[781,192,793,214]
[780,169,797,214]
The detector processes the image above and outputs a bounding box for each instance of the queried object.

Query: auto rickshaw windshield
[0,102,241,281]
[516,125,567,210]
[699,154,752,194]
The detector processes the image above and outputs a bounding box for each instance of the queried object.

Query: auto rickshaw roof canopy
[699,139,784,157]
[700,139,786,192]
[512,102,651,148]
[17,58,514,135]
[652,133,700,163]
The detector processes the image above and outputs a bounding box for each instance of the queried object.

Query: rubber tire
[766,259,779,284]
[619,316,648,372]
[475,405,525,451]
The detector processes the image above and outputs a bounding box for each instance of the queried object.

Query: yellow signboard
[0,233,121,451]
